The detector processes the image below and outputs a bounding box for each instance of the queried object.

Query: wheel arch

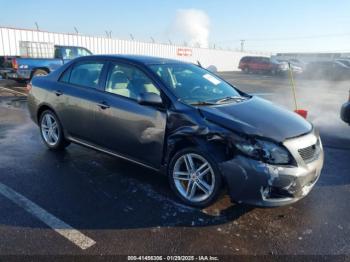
[163,134,231,171]
[166,139,226,207]
[36,103,58,124]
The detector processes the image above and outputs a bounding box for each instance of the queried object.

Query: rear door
[92,61,167,168]
[54,59,107,141]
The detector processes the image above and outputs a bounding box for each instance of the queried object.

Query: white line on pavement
[0,182,96,250]
[0,87,27,96]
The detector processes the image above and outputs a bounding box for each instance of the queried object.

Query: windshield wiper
[215,96,246,104]
[190,101,217,106]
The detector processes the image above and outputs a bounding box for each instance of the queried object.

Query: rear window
[61,61,104,89]
[59,67,71,83]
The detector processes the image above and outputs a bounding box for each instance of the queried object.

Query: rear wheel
[39,110,70,150]
[243,67,250,74]
[168,148,222,208]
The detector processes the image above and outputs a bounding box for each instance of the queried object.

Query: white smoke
[171,9,210,48]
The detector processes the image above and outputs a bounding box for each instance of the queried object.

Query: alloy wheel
[41,113,59,146]
[173,153,215,203]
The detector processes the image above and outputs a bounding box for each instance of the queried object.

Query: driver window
[105,63,160,100]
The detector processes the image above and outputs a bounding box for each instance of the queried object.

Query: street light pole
[240,40,245,52]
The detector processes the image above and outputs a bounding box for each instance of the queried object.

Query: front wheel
[168,148,222,208]
[39,110,70,150]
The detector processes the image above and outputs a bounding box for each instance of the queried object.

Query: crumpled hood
[199,96,312,142]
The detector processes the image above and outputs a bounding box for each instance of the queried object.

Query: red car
[238,56,287,75]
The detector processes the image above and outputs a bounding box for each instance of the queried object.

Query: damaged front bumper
[220,131,324,207]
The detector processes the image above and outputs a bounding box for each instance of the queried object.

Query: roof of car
[81,54,186,65]
[241,56,269,59]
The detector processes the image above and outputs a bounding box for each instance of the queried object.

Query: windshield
[338,60,350,67]
[150,63,242,105]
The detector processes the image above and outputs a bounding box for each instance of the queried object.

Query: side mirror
[137,92,163,106]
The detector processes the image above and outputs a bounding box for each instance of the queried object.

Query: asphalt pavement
[0,72,349,260]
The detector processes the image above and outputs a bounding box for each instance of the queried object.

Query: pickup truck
[0,45,92,82]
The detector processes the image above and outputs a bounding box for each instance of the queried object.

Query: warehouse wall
[0,27,269,71]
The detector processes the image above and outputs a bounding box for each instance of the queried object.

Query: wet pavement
[0,73,349,259]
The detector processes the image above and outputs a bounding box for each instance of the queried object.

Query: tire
[39,110,70,150]
[168,147,222,208]
[243,67,249,74]
[32,69,48,78]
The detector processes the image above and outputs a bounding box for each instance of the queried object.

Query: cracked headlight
[235,138,292,165]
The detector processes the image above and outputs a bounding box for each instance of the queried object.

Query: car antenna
[197,61,202,68]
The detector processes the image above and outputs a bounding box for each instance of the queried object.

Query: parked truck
[0,41,92,82]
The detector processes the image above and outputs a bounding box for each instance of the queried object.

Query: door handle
[97,101,110,110]
[54,90,63,96]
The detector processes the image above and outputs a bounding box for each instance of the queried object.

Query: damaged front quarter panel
[162,107,235,171]
[161,102,323,207]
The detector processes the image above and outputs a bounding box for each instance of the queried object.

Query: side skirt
[67,136,160,172]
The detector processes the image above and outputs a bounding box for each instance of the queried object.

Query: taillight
[12,58,18,70]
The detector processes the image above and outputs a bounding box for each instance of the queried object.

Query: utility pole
[240,40,245,52]
[35,22,39,31]
[150,37,155,43]
[130,34,134,41]
[74,27,79,35]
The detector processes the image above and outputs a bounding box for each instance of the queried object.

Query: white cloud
[171,9,210,48]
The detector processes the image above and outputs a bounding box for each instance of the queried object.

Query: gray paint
[27,55,324,207]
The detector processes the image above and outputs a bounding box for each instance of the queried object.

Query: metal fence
[0,26,270,71]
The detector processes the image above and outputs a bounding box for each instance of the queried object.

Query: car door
[55,59,107,142]
[92,61,167,168]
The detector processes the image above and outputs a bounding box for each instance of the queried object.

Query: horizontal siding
[0,27,269,71]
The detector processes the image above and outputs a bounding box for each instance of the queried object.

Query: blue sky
[1,0,350,52]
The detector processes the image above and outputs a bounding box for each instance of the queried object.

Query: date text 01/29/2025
[127,255,219,261]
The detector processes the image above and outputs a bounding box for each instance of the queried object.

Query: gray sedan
[27,55,324,207]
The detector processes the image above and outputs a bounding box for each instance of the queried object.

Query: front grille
[298,140,320,164]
